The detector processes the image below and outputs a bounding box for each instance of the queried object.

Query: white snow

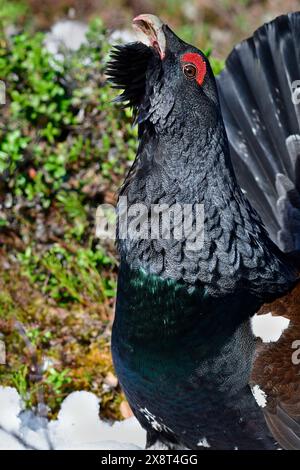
[0,387,146,450]
[251,385,267,408]
[110,29,136,45]
[45,20,88,56]
[251,312,290,343]
[44,21,137,59]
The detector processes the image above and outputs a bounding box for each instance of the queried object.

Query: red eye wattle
[181,53,206,86]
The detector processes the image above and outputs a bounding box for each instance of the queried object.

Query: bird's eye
[183,63,197,80]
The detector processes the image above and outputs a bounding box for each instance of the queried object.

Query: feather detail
[106,42,153,111]
[217,13,300,252]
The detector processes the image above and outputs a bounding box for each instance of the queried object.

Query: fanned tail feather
[217,12,300,253]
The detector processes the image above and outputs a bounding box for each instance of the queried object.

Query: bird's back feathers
[217,12,300,253]
[251,279,300,450]
[218,11,300,450]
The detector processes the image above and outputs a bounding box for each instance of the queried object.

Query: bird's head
[107,14,220,132]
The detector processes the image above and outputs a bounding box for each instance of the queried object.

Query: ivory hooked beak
[133,14,166,60]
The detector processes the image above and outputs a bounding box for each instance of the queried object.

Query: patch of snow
[109,29,136,45]
[0,387,146,450]
[251,312,290,343]
[0,387,22,432]
[197,437,210,448]
[251,385,267,408]
[45,20,88,56]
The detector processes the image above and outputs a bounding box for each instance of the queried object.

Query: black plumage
[217,13,300,253]
[107,13,300,449]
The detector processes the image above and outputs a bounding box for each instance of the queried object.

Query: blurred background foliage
[0,0,299,420]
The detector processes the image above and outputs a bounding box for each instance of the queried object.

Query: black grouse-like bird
[107,13,300,450]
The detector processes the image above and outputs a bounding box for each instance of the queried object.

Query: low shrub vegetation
[0,11,224,418]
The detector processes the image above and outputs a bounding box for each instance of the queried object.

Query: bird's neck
[139,119,237,201]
